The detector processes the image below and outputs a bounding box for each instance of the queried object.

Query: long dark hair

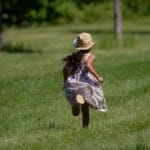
[63,50,89,82]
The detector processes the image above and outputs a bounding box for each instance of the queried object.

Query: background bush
[1,0,150,26]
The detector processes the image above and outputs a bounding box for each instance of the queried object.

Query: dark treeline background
[1,0,150,26]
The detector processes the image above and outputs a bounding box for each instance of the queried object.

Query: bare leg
[81,103,89,128]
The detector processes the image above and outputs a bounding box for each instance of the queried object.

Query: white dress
[64,54,107,112]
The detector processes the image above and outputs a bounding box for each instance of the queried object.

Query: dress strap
[83,53,92,62]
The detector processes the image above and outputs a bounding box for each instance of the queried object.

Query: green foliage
[0,42,41,53]
[50,1,79,24]
[123,0,150,16]
[1,0,42,25]
[1,0,150,25]
[81,2,113,23]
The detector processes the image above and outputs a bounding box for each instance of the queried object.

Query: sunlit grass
[0,20,150,149]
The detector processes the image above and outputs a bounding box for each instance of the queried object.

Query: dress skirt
[64,68,107,112]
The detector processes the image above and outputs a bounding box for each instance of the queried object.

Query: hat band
[79,41,93,48]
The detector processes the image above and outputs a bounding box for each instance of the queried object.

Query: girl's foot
[76,95,85,104]
[100,108,107,112]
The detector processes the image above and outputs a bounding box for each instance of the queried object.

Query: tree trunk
[0,3,3,49]
[114,0,122,40]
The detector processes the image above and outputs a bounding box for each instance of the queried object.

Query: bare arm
[86,54,103,82]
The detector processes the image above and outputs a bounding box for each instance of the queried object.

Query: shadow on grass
[0,42,42,54]
[67,29,150,36]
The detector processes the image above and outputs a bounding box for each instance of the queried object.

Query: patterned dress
[64,54,107,112]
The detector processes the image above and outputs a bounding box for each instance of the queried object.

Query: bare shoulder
[83,52,96,62]
[85,53,96,65]
[88,53,96,60]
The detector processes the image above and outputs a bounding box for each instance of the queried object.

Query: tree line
[1,0,150,26]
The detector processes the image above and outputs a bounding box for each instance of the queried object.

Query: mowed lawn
[0,21,150,149]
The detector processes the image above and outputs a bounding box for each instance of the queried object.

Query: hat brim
[74,42,95,50]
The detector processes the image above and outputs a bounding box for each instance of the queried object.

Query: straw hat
[73,32,95,50]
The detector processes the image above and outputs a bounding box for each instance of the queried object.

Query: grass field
[0,20,150,149]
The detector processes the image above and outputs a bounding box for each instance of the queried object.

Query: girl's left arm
[86,54,103,82]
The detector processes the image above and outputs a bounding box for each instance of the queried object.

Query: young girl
[63,32,107,128]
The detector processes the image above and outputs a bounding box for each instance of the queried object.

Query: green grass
[0,20,150,149]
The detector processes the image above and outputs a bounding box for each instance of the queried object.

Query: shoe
[76,95,85,104]
[100,108,107,112]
